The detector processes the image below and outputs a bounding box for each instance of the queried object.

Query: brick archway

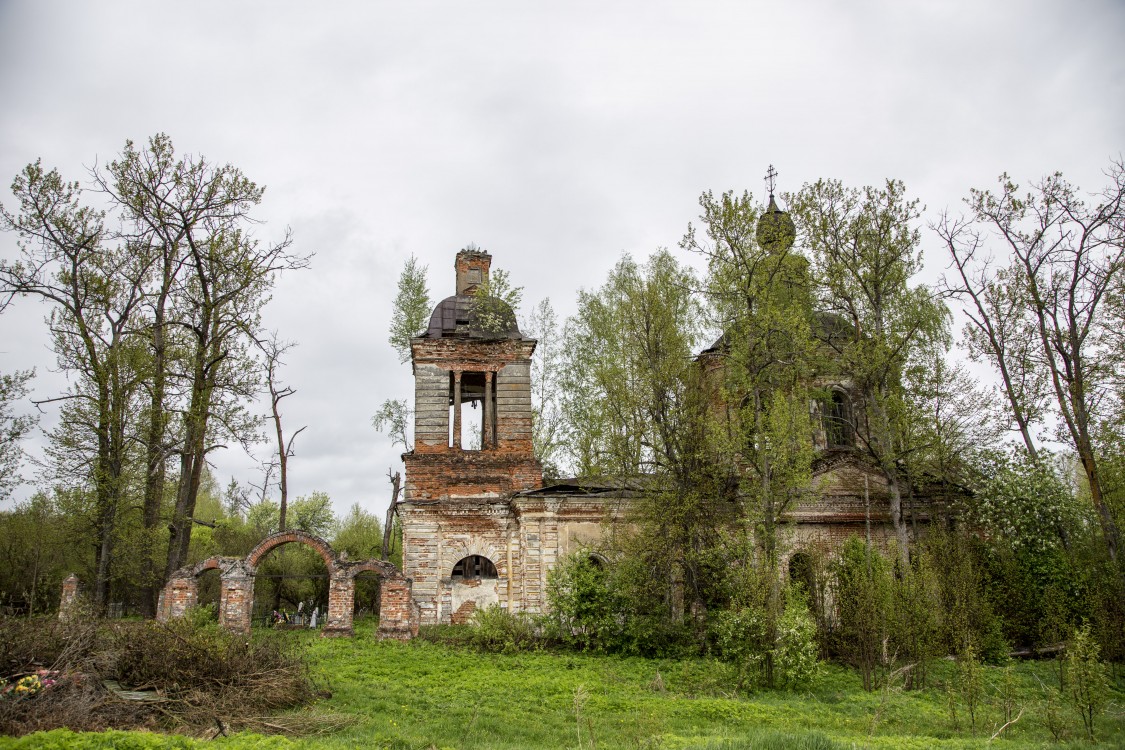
[246,530,336,571]
[155,532,418,640]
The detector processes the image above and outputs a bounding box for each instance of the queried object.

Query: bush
[467,605,538,653]
[831,539,891,691]
[712,584,818,691]
[1067,623,1110,741]
[543,554,622,652]
[773,587,819,689]
[0,615,99,675]
[110,618,314,714]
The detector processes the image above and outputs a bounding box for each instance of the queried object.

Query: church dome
[424,294,522,339]
[756,194,796,252]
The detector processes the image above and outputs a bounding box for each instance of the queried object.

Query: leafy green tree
[1067,624,1110,741]
[560,250,733,628]
[162,148,307,582]
[471,266,523,334]
[560,250,704,477]
[713,579,818,691]
[523,298,565,480]
[2,135,307,610]
[288,491,336,538]
[832,538,893,691]
[333,503,384,560]
[682,189,818,567]
[971,449,1082,553]
[544,553,623,651]
[889,551,941,689]
[0,159,149,608]
[373,398,411,452]
[790,179,950,564]
[954,643,984,734]
[0,492,78,613]
[388,255,431,363]
[245,498,281,538]
[898,354,997,508]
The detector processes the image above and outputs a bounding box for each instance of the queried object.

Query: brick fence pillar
[164,577,199,620]
[322,565,355,637]
[219,560,255,634]
[377,577,419,641]
[58,574,81,621]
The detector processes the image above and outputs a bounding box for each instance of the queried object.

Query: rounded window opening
[824,389,854,448]
[452,555,498,580]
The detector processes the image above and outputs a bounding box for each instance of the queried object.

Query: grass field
[2,619,1123,749]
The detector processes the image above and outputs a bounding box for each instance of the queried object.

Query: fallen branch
[988,708,1023,742]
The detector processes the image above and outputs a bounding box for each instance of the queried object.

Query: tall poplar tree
[0,161,151,607]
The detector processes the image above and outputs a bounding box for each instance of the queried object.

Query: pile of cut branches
[0,615,320,737]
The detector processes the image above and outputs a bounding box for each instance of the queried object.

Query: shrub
[0,616,316,736]
[1067,623,1109,741]
[543,553,622,652]
[831,538,891,691]
[773,587,819,689]
[467,605,538,653]
[711,583,818,691]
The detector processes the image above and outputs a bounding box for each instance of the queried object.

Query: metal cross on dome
[764,164,778,197]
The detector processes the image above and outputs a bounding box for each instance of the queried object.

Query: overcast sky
[0,1,1122,520]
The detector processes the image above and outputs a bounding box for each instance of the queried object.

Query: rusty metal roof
[423,294,522,339]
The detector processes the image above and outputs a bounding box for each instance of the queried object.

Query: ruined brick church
[400,237,925,625]
[399,249,619,625]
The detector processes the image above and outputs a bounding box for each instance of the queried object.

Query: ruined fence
[62,531,420,640]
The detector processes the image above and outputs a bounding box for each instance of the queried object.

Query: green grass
[3,620,1123,749]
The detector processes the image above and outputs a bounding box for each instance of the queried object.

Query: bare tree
[256,331,306,532]
[939,163,1125,561]
[936,217,1047,459]
[373,399,411,562]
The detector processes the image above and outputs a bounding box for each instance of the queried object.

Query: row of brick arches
[156,530,419,639]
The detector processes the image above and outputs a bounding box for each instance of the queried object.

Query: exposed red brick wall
[405,450,543,501]
[455,249,492,296]
[451,600,477,624]
[321,570,355,637]
[410,338,535,374]
[377,578,420,640]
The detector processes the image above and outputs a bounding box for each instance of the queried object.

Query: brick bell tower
[400,248,543,623]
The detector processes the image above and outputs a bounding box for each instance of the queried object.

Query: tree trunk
[382,470,402,561]
[165,338,213,578]
[139,291,169,617]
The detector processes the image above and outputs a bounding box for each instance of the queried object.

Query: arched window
[452,555,498,580]
[788,552,816,596]
[824,389,854,448]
